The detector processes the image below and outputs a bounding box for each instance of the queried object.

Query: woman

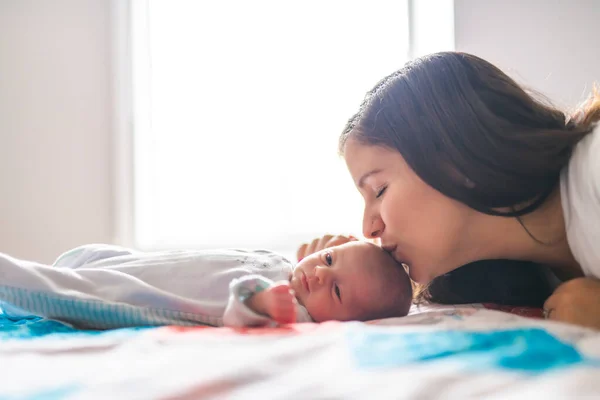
[299,52,600,329]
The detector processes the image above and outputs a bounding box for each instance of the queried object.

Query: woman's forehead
[344,142,404,183]
[345,140,401,165]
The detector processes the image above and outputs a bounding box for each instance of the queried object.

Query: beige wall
[455,0,600,107]
[0,0,114,262]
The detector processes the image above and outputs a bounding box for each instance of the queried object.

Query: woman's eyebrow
[357,169,383,188]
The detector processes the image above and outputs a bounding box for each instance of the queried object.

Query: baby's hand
[248,282,297,324]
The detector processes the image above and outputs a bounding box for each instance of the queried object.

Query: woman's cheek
[380,195,403,227]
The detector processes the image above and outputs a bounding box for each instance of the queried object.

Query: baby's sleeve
[222,275,312,327]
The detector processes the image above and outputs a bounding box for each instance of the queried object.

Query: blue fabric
[347,327,587,373]
[0,312,150,341]
[0,385,80,400]
[0,312,151,399]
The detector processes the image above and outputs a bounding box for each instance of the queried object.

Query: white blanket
[1,304,599,399]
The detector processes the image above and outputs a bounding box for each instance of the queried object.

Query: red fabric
[482,304,544,319]
[159,321,340,336]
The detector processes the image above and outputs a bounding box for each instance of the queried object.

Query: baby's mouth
[301,271,310,293]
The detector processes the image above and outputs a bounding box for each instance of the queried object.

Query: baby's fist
[260,282,297,324]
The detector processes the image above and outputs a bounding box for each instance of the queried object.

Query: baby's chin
[304,309,328,323]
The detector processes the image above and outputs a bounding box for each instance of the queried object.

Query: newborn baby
[0,241,412,329]
[242,241,413,325]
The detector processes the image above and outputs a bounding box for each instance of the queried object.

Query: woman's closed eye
[375,185,387,198]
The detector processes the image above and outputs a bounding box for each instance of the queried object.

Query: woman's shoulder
[561,126,600,277]
[562,126,600,194]
[571,125,600,171]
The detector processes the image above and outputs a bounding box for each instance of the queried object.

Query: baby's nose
[313,266,329,284]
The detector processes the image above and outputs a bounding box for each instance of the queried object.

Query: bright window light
[131,0,409,254]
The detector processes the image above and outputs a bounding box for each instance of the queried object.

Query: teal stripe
[0,285,209,329]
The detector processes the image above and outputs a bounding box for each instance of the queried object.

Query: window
[126,1,450,255]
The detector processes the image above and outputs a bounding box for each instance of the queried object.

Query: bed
[2,303,599,399]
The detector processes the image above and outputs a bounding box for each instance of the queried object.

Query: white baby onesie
[0,244,312,329]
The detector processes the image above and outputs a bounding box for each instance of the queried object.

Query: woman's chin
[407,264,434,284]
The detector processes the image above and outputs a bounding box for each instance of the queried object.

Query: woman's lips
[382,243,397,254]
[383,244,408,266]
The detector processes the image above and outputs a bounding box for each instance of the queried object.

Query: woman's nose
[363,209,384,239]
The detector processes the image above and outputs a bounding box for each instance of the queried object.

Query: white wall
[0,0,114,262]
[1,1,598,263]
[455,0,600,107]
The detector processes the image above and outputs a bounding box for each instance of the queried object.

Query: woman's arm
[544,277,600,329]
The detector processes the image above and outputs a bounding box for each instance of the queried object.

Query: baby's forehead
[339,241,381,257]
[348,245,407,286]
[341,251,392,284]
[341,242,391,267]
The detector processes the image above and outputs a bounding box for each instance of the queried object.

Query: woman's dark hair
[413,259,555,308]
[339,52,600,306]
[339,52,599,217]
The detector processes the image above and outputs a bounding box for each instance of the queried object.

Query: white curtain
[131,0,409,253]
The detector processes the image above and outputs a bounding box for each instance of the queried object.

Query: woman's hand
[296,234,358,261]
[544,277,600,330]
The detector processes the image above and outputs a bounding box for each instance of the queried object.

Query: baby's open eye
[325,252,333,266]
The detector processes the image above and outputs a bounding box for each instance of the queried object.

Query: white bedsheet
[1,304,599,399]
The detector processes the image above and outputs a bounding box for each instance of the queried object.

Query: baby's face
[290,241,409,322]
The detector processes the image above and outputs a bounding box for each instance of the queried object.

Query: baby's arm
[222,275,311,327]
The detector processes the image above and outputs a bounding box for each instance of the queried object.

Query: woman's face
[344,138,476,283]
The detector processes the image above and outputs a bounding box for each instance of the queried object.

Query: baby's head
[290,241,412,322]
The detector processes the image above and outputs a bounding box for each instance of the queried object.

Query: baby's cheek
[310,296,338,322]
